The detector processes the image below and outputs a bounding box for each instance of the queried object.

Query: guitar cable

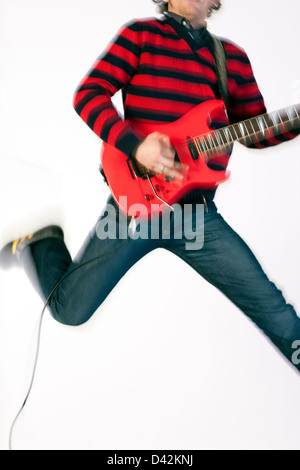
[8,252,105,451]
[8,159,141,450]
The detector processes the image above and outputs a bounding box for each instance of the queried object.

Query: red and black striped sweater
[73,15,299,176]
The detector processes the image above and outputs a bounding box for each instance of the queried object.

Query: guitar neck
[193,103,300,155]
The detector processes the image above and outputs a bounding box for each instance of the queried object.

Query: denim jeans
[23,195,300,371]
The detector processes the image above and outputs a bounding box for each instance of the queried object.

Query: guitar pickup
[174,150,180,163]
[187,137,199,160]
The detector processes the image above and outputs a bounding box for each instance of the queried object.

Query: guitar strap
[210,35,229,112]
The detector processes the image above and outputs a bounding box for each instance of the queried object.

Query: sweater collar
[165,11,206,32]
[164,11,211,49]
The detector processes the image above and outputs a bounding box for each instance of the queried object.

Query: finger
[158,134,175,158]
[155,161,184,179]
[160,156,183,172]
[158,134,172,147]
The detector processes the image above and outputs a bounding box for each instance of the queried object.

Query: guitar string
[175,112,300,161]
[190,112,300,151]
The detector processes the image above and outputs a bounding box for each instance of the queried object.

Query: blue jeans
[23,195,300,371]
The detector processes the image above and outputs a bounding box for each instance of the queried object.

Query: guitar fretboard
[191,103,300,156]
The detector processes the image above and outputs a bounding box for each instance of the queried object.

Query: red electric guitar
[101,99,300,218]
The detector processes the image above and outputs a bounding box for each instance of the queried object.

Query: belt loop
[202,193,208,213]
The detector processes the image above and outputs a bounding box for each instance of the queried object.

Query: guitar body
[101,99,231,217]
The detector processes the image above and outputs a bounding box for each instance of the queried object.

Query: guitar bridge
[147,176,174,212]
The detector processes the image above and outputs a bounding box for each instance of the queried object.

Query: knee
[47,297,95,327]
[49,307,89,327]
[252,302,300,341]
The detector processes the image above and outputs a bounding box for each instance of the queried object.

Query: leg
[21,197,158,326]
[165,209,300,371]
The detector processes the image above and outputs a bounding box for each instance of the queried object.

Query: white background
[0,0,300,450]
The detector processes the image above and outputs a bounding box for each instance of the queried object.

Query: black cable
[8,254,103,450]
[8,308,45,451]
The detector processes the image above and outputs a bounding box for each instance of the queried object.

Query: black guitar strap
[210,34,229,112]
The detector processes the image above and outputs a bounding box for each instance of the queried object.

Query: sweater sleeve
[73,22,143,157]
[225,43,300,149]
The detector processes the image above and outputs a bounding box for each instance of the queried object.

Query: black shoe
[0,225,64,270]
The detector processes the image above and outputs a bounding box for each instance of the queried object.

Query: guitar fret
[247,118,260,144]
[257,116,267,136]
[273,113,283,127]
[278,111,285,125]
[238,122,246,137]
[200,136,209,153]
[214,130,222,148]
[243,120,253,136]
[232,123,244,140]
[193,137,202,154]
[238,122,251,144]
[286,105,300,128]
[207,133,216,151]
[287,105,300,124]
[273,112,287,134]
[211,131,221,149]
[242,121,255,145]
[249,118,261,134]
[208,136,214,151]
[263,114,276,136]
[215,129,225,147]
[280,109,290,122]
[268,113,277,128]
[262,115,270,128]
[286,106,296,120]
[228,124,239,140]
[227,126,236,141]
[219,128,230,146]
[248,119,256,134]
[223,127,232,144]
